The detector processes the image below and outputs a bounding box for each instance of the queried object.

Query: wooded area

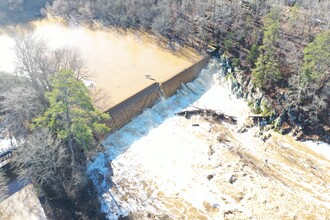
[0,32,109,219]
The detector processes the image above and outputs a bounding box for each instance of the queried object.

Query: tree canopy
[252,8,282,88]
[302,30,330,88]
[33,70,110,153]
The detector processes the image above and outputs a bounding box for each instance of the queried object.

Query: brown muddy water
[0,18,202,109]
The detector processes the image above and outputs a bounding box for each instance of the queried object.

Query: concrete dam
[105,55,211,132]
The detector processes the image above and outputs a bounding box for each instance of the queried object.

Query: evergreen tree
[302,30,330,89]
[252,8,282,88]
[247,43,259,67]
[33,70,110,163]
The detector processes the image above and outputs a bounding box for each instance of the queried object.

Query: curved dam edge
[105,55,211,132]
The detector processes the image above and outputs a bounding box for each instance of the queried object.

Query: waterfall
[88,58,330,219]
[88,58,247,218]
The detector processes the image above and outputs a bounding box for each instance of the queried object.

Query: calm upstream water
[89,59,330,219]
[0,18,201,108]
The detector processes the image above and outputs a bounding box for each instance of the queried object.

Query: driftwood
[176,107,237,125]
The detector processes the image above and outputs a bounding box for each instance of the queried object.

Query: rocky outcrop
[218,54,305,139]
[220,55,329,143]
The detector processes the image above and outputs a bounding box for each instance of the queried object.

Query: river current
[0,19,329,219]
[88,59,330,219]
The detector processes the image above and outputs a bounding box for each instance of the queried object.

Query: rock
[158,214,171,220]
[146,213,155,219]
[261,133,272,142]
[235,89,243,99]
[295,131,305,141]
[237,126,248,133]
[229,175,237,184]
[207,174,214,180]
[224,210,234,217]
[208,145,215,156]
[234,192,245,202]
[280,122,291,135]
[203,202,219,214]
[264,125,272,131]
[217,134,228,142]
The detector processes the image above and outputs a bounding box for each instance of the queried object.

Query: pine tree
[33,70,110,163]
[252,8,282,88]
[302,30,330,89]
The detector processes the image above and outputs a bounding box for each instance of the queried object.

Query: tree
[13,128,69,198]
[252,8,282,88]
[247,44,259,67]
[33,70,110,165]
[14,31,88,106]
[1,83,43,137]
[291,30,330,126]
[0,72,43,137]
[302,30,330,89]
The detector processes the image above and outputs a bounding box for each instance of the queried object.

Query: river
[89,59,330,219]
[0,19,329,220]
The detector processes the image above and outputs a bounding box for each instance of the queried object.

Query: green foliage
[224,32,234,52]
[33,70,110,151]
[247,44,259,67]
[252,53,282,87]
[232,58,241,68]
[302,31,330,88]
[288,4,299,25]
[260,100,272,116]
[248,101,261,115]
[252,8,282,88]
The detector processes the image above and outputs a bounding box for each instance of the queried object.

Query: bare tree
[51,47,88,80]
[13,128,70,198]
[14,30,89,106]
[0,84,43,137]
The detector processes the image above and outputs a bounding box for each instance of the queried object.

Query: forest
[0,0,329,219]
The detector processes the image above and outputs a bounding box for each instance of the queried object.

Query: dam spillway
[105,55,211,131]
[89,59,330,219]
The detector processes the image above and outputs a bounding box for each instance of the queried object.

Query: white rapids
[88,59,330,220]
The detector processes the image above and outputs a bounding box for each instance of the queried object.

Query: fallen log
[176,107,237,124]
